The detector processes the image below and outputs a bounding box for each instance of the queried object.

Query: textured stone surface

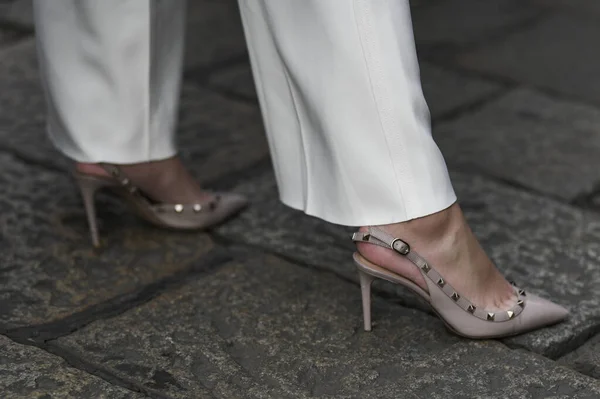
[215,166,600,358]
[0,26,26,47]
[184,0,246,69]
[458,14,600,105]
[0,0,33,27]
[55,254,600,399]
[411,0,540,54]
[206,61,505,120]
[176,84,268,185]
[0,40,55,167]
[0,40,269,183]
[420,62,505,118]
[560,333,600,379]
[534,0,600,14]
[0,153,219,330]
[534,0,600,15]
[208,63,257,100]
[434,88,600,200]
[0,335,142,398]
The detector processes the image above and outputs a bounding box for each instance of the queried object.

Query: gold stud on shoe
[174,204,184,213]
[507,310,515,319]
[467,305,476,313]
[487,313,495,321]
[517,299,525,308]
[518,289,526,296]
[363,234,370,241]
[193,204,202,213]
[437,278,445,287]
[421,263,431,273]
[451,292,460,301]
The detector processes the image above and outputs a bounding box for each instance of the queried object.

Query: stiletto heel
[73,164,248,247]
[358,269,375,331]
[74,173,117,248]
[352,227,569,339]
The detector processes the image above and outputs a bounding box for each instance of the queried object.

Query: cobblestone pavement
[2,1,600,398]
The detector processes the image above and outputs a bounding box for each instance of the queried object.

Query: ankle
[361,203,462,250]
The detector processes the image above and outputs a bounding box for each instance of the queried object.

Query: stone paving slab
[0,0,33,28]
[214,166,600,358]
[206,61,505,120]
[54,254,600,399]
[559,333,600,379]
[0,152,223,332]
[176,84,268,186]
[411,0,541,56]
[0,26,26,47]
[420,62,505,119]
[0,335,143,399]
[0,40,269,184]
[184,0,247,70]
[458,13,600,105]
[208,63,257,100]
[534,0,600,15]
[434,88,600,200]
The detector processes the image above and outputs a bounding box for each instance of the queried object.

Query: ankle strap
[352,227,411,255]
[352,227,431,272]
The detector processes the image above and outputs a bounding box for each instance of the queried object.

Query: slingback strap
[100,164,219,213]
[353,227,527,323]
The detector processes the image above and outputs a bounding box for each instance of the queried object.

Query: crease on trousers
[32,0,457,227]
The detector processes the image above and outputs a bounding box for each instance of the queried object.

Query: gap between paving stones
[3,247,232,342]
[0,146,64,173]
[5,244,600,398]
[0,332,150,399]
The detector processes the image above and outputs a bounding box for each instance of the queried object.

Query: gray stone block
[458,14,600,105]
[208,63,257,100]
[214,165,600,358]
[55,254,600,399]
[0,40,270,183]
[533,0,600,17]
[0,0,33,27]
[0,335,141,398]
[420,62,504,119]
[434,88,600,200]
[559,333,600,379]
[0,153,218,330]
[0,26,26,47]
[176,84,268,185]
[184,0,247,69]
[411,0,540,53]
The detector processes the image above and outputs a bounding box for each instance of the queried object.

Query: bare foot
[356,203,515,311]
[76,157,213,204]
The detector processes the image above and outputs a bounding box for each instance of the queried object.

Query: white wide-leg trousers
[33,0,456,226]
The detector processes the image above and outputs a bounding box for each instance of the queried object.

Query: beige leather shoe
[353,227,568,339]
[74,164,248,247]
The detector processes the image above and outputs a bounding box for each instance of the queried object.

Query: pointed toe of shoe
[518,294,569,332]
[218,192,249,215]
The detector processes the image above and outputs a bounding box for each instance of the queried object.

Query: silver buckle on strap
[391,238,410,255]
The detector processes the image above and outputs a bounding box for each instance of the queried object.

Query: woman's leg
[33,0,210,203]
[238,0,514,310]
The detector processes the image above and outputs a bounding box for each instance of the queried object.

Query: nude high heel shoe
[353,227,568,338]
[74,164,248,247]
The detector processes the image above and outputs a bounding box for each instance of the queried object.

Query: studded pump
[74,164,248,247]
[353,227,568,339]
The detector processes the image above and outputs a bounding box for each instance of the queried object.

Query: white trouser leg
[238,0,456,226]
[33,0,186,163]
